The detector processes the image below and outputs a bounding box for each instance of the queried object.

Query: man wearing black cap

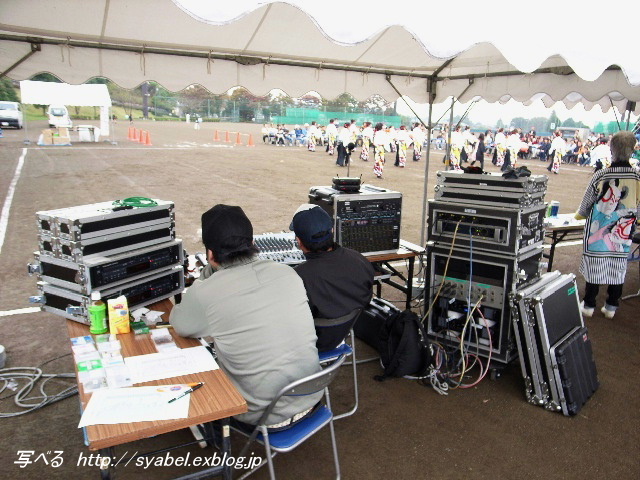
[170,204,322,429]
[290,204,375,351]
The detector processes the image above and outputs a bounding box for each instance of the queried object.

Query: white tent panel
[19,80,112,136]
[20,80,112,107]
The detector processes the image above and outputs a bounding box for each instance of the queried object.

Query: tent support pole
[385,75,431,129]
[625,101,636,131]
[419,83,435,247]
[456,99,479,129]
[609,96,622,130]
[445,96,455,167]
[0,43,40,79]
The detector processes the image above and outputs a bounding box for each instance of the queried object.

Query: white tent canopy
[2,0,639,242]
[19,80,112,136]
[1,0,639,114]
[19,80,112,107]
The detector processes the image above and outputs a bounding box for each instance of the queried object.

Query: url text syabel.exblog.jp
[76,451,262,470]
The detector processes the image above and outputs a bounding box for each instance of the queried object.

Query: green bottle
[88,291,108,334]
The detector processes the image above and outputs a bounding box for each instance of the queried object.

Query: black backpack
[374,309,431,381]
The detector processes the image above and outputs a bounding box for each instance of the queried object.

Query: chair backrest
[314,308,362,329]
[314,308,363,352]
[254,355,347,428]
[282,354,346,397]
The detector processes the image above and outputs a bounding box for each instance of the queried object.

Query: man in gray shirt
[170,204,322,428]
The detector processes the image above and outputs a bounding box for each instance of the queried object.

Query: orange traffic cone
[224,131,231,143]
[133,128,140,142]
[247,134,255,147]
[214,130,220,142]
[139,130,147,144]
[235,132,243,146]
[144,131,152,146]
[128,126,133,140]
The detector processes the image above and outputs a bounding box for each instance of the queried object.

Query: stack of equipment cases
[425,171,548,365]
[511,271,599,415]
[29,199,185,325]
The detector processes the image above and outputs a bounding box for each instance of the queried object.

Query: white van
[557,126,590,142]
[0,101,24,129]
[47,105,72,128]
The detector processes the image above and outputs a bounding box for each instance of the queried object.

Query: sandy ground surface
[0,119,638,479]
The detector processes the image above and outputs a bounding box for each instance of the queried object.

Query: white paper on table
[78,385,190,427]
[124,346,218,384]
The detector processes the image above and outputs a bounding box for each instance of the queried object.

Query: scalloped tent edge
[1,1,638,110]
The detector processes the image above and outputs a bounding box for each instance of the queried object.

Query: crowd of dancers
[262,119,428,179]
[262,121,640,179]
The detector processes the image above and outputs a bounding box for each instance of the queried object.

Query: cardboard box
[53,136,71,145]
[40,130,54,145]
[58,127,69,137]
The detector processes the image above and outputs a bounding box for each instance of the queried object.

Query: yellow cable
[422,220,461,325]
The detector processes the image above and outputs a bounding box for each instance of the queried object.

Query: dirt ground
[0,120,638,479]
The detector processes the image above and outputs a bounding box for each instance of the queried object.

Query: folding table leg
[98,447,115,480]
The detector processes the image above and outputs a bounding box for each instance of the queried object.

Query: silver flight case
[34,265,185,324]
[38,222,175,262]
[29,239,184,294]
[36,199,175,241]
[511,272,598,415]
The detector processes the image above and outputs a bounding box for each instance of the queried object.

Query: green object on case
[131,321,150,335]
[88,304,108,335]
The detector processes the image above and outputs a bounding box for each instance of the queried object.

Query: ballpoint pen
[168,382,204,403]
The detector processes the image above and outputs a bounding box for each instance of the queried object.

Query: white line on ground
[29,146,236,150]
[544,240,583,248]
[0,307,41,317]
[0,147,27,255]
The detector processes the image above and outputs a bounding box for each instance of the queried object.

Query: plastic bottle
[88,291,108,335]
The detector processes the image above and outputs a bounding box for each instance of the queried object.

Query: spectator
[492,128,507,167]
[435,129,446,150]
[563,139,578,163]
[503,128,520,171]
[336,122,352,167]
[471,133,486,170]
[325,119,338,155]
[576,131,640,319]
[590,138,612,171]
[461,126,477,163]
[547,130,566,174]
[577,143,591,166]
[538,137,551,161]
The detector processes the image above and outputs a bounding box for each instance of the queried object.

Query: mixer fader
[254,232,306,265]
